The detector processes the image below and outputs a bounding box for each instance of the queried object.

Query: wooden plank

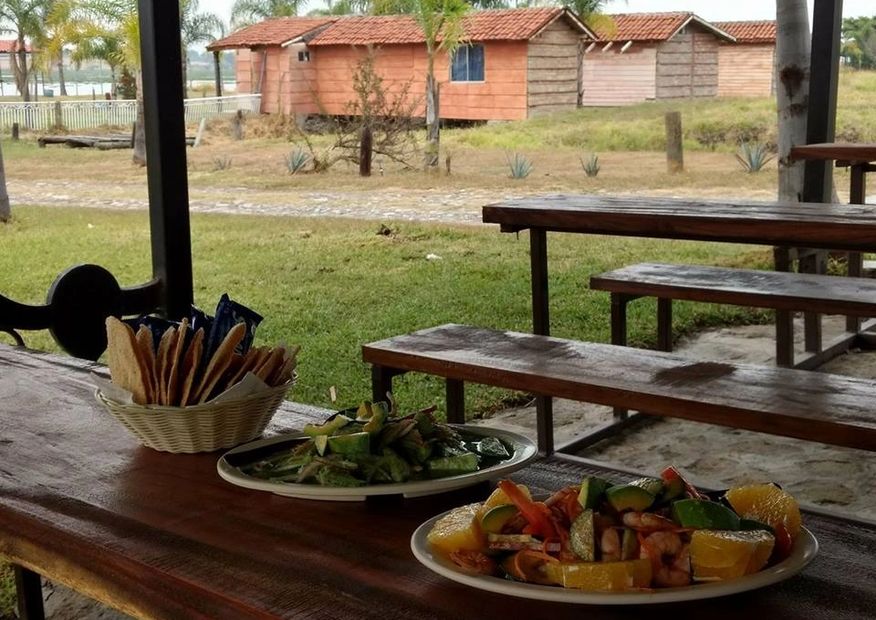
[362,324,876,451]
[482,195,876,252]
[590,263,876,316]
[791,143,876,164]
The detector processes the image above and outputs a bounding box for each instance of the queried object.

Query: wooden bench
[362,324,876,453]
[590,263,876,362]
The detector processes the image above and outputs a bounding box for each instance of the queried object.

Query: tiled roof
[596,12,734,43]
[713,20,776,43]
[0,40,33,53]
[308,8,593,46]
[207,17,337,50]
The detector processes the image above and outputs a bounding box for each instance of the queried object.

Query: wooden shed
[714,21,776,97]
[208,8,595,121]
[580,12,734,106]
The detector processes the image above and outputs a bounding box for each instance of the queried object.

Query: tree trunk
[181,53,188,98]
[133,70,147,166]
[0,141,10,223]
[58,55,68,96]
[776,0,810,202]
[424,55,439,170]
[109,65,117,98]
[12,36,29,102]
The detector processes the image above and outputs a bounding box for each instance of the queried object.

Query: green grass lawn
[1,205,771,415]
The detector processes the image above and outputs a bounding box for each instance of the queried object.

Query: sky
[200,0,874,25]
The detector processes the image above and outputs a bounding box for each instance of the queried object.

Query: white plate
[411,510,818,605]
[217,425,537,501]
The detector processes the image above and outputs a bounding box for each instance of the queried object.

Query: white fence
[0,94,261,132]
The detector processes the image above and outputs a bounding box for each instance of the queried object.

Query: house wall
[312,41,529,121]
[718,42,775,97]
[656,24,719,99]
[234,46,320,116]
[526,19,581,116]
[579,44,657,106]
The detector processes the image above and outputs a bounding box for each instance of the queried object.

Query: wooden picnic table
[482,195,876,450]
[2,343,875,619]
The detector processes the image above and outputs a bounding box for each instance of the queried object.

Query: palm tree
[71,30,124,96]
[181,0,224,93]
[73,0,146,164]
[37,0,80,97]
[231,0,303,30]
[371,0,468,170]
[0,0,52,102]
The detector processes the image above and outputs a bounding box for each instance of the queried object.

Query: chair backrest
[0,264,160,360]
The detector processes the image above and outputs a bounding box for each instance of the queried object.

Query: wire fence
[0,94,262,132]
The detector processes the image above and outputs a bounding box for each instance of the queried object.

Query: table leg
[371,365,395,404]
[657,298,673,352]
[774,247,795,367]
[445,379,465,424]
[610,294,629,421]
[848,164,867,333]
[800,250,825,353]
[14,565,45,620]
[530,228,553,455]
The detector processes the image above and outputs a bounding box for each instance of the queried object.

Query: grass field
[1,206,771,414]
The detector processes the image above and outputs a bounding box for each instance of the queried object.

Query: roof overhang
[669,14,736,43]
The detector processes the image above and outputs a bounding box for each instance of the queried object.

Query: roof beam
[620,41,633,53]
[601,41,613,52]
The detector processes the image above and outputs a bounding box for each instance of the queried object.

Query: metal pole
[137,0,193,319]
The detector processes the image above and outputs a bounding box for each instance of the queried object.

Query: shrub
[735,142,773,173]
[580,153,600,177]
[690,121,727,150]
[285,146,311,174]
[727,119,768,145]
[506,152,533,179]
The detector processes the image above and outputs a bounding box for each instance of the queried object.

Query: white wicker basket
[95,380,293,453]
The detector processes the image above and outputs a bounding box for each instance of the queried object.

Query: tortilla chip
[105,317,150,405]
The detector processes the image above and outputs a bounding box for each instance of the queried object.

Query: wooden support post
[213,50,223,97]
[530,228,553,455]
[657,298,673,352]
[11,122,19,141]
[847,163,867,332]
[138,0,193,320]
[359,126,372,177]
[610,293,629,421]
[371,365,396,404]
[53,100,62,129]
[774,247,795,367]
[193,118,207,148]
[799,0,843,356]
[446,378,464,424]
[14,565,45,620]
[665,111,683,173]
[231,110,244,140]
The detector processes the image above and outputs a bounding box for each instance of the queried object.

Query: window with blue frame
[450,44,485,82]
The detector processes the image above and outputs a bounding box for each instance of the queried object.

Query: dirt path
[9,179,785,224]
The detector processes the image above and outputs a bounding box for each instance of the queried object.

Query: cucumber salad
[236,401,514,486]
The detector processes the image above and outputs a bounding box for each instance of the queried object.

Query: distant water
[0,80,237,98]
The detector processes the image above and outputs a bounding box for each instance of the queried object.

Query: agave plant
[285,146,311,175]
[506,152,533,179]
[212,155,232,171]
[580,152,600,178]
[735,142,774,173]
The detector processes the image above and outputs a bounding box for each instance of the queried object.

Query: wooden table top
[1,344,875,619]
[790,143,876,164]
[482,195,876,251]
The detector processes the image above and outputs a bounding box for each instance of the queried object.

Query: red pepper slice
[497,480,559,540]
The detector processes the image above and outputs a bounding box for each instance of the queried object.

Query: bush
[690,121,728,150]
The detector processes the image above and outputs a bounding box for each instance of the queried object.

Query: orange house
[208,8,596,121]
[714,21,776,97]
